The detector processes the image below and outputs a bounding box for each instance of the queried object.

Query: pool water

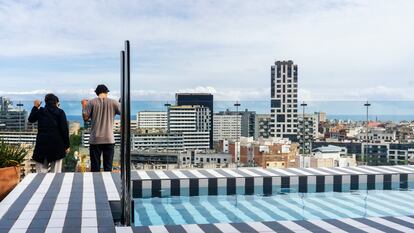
[134,189,414,226]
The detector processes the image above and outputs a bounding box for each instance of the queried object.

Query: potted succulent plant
[0,140,27,201]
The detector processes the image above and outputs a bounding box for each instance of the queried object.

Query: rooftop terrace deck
[0,166,414,232]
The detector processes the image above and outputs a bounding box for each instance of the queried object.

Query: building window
[277,114,285,123]
[271,100,281,108]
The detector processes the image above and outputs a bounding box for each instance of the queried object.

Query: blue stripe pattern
[134,189,414,227]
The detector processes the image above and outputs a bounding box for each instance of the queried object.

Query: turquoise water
[134,189,414,226]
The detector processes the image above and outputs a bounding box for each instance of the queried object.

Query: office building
[362,143,389,166]
[315,112,327,123]
[113,119,138,131]
[176,93,214,148]
[137,111,167,131]
[167,105,211,150]
[0,97,28,131]
[310,145,356,167]
[255,114,271,139]
[226,137,298,168]
[168,105,211,132]
[131,150,232,170]
[388,143,414,165]
[132,132,184,151]
[81,131,121,147]
[0,97,12,112]
[215,109,256,138]
[357,128,396,143]
[213,113,242,142]
[181,131,210,150]
[0,131,37,145]
[270,60,298,141]
[133,131,210,151]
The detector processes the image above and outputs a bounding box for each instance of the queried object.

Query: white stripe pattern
[181,224,205,233]
[287,168,314,176]
[153,170,170,179]
[337,218,385,233]
[368,217,414,232]
[170,170,188,179]
[307,219,348,233]
[347,167,379,174]
[214,223,241,233]
[45,173,74,232]
[81,173,97,231]
[304,168,330,175]
[136,170,152,180]
[319,167,346,175]
[188,170,208,178]
[246,222,276,232]
[10,173,55,230]
[278,221,313,232]
[238,169,262,177]
[255,168,281,176]
[334,167,361,174]
[0,173,36,219]
[204,169,226,178]
[268,168,297,176]
[219,169,244,177]
[102,172,120,201]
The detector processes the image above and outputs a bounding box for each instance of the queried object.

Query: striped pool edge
[132,165,414,198]
[117,216,414,233]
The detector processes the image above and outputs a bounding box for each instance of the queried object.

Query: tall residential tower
[270,60,298,141]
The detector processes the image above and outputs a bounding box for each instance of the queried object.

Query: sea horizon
[6,100,414,123]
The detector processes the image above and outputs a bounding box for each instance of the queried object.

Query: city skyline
[1,0,414,101]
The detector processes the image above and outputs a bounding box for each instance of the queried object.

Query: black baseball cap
[95,84,110,95]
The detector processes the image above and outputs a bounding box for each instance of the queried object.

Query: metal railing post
[120,40,132,226]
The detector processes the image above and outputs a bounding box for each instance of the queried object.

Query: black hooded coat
[28,104,70,163]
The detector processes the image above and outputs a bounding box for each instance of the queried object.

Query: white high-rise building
[137,111,167,131]
[168,105,211,150]
[168,105,210,132]
[213,114,241,141]
[270,60,298,141]
[113,119,138,131]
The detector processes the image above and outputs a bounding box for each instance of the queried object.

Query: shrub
[0,140,27,168]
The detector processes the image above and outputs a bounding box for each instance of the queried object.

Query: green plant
[0,140,27,168]
[62,134,81,172]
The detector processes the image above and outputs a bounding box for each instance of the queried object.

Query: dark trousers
[89,144,114,172]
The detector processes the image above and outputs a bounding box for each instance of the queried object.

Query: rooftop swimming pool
[134,189,414,226]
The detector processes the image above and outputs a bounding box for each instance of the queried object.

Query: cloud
[1,0,414,101]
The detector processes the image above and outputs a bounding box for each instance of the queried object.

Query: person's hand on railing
[34,99,42,109]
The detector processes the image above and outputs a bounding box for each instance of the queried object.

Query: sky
[1,0,414,101]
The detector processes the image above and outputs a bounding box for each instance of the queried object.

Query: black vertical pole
[120,50,126,225]
[120,40,132,226]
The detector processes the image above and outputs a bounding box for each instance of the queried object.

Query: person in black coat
[28,94,70,173]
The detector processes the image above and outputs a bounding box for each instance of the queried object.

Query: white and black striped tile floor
[0,172,120,233]
[1,167,414,232]
[117,216,414,233]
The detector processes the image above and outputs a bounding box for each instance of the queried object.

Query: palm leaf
[0,139,28,168]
